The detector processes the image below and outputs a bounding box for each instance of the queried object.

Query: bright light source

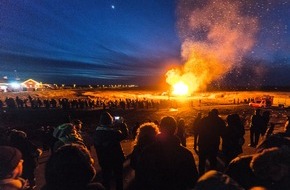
[10,82,20,89]
[172,81,189,96]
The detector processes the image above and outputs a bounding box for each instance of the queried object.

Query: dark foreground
[0,104,287,190]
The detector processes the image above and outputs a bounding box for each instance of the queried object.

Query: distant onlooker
[261,111,271,137]
[93,111,128,190]
[192,112,202,152]
[176,118,187,147]
[138,116,198,190]
[42,144,104,190]
[249,109,264,147]
[0,146,29,190]
[283,115,290,136]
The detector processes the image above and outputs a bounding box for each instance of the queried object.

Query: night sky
[0,0,289,87]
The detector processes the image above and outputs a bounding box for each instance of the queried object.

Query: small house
[21,79,42,90]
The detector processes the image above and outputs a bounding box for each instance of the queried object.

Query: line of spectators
[0,96,166,110]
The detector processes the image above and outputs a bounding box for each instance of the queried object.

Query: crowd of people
[0,96,167,110]
[1,108,290,190]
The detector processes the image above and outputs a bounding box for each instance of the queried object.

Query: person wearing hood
[8,130,42,190]
[52,123,86,152]
[137,116,198,190]
[0,146,29,190]
[93,111,128,190]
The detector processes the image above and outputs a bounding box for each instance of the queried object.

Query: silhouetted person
[261,110,271,137]
[138,116,198,190]
[52,123,86,152]
[176,118,187,146]
[226,146,290,190]
[283,115,290,136]
[192,112,202,151]
[249,109,264,147]
[197,109,226,175]
[9,130,42,189]
[71,119,94,151]
[130,122,160,189]
[222,114,245,165]
[0,146,29,190]
[93,112,128,190]
[42,144,104,190]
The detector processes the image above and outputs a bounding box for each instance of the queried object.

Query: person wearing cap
[93,111,128,190]
[137,116,198,190]
[0,146,29,190]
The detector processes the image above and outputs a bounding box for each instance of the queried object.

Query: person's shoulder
[229,155,253,165]
[178,145,194,155]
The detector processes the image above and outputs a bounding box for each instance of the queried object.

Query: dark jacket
[93,125,128,167]
[250,114,264,133]
[138,134,198,190]
[197,115,226,152]
[222,116,245,162]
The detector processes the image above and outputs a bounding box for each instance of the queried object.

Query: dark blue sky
[0,0,289,86]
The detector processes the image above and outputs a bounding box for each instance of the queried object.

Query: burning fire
[172,81,189,96]
[165,0,258,95]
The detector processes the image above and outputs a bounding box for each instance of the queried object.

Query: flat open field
[1,88,290,131]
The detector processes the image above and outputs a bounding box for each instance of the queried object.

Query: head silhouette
[160,116,177,135]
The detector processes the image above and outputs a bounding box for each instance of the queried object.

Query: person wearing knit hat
[0,146,28,190]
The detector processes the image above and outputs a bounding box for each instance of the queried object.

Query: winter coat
[93,125,128,167]
[137,134,198,190]
[197,115,226,152]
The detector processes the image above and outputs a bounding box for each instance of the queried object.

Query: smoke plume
[166,0,258,92]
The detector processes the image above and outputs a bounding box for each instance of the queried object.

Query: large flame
[166,0,258,94]
[172,81,189,96]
